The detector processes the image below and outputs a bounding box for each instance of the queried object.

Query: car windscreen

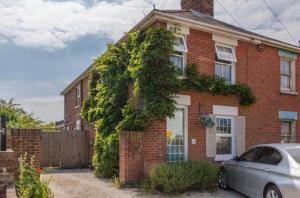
[286,148,300,164]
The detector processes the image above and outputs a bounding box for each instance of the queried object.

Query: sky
[0,0,299,123]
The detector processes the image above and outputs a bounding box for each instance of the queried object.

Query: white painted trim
[213,34,238,46]
[176,104,189,161]
[215,116,236,161]
[175,95,191,106]
[213,105,238,116]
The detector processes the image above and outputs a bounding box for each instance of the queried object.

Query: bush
[15,154,52,198]
[148,160,218,194]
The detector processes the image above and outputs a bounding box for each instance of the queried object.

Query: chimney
[181,0,214,17]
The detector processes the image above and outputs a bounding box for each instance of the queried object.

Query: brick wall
[119,131,144,184]
[119,120,166,183]
[8,129,41,167]
[0,150,17,198]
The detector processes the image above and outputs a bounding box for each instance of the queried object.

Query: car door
[229,147,259,194]
[245,147,283,197]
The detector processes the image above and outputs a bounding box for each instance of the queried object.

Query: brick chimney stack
[181,0,214,17]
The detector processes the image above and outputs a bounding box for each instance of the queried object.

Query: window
[75,85,81,107]
[216,116,234,160]
[75,119,81,130]
[256,147,282,165]
[281,120,293,143]
[239,148,260,162]
[167,109,185,163]
[215,44,236,62]
[280,59,292,90]
[215,62,232,82]
[215,44,236,83]
[170,36,187,74]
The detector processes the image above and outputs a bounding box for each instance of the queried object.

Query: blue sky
[0,0,299,122]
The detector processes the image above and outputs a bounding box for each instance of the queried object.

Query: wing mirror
[232,156,239,161]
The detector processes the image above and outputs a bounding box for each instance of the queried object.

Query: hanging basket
[199,113,215,129]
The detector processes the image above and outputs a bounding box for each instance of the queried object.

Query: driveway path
[42,169,245,198]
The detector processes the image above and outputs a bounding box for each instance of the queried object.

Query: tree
[0,98,55,129]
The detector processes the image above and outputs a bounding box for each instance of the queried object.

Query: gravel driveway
[42,169,246,198]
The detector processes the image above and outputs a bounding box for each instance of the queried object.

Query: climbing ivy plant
[81,26,256,178]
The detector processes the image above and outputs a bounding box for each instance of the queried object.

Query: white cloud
[0,0,179,50]
[0,0,299,49]
[19,96,64,122]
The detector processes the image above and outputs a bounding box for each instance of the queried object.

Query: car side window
[239,148,259,162]
[256,147,282,165]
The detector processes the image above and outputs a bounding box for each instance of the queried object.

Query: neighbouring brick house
[62,0,300,182]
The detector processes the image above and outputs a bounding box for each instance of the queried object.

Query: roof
[60,64,92,95]
[61,9,300,95]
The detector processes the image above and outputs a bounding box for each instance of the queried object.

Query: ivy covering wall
[81,26,256,178]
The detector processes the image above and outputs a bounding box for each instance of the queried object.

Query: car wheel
[218,169,229,190]
[264,185,282,198]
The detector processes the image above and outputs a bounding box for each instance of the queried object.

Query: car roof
[253,143,300,150]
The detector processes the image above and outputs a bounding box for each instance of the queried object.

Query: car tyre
[264,185,282,198]
[218,169,229,190]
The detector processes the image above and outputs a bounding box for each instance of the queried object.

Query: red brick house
[62,0,300,180]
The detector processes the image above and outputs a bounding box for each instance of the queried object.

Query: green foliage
[181,64,256,105]
[148,160,218,194]
[128,28,180,121]
[0,99,54,129]
[16,154,52,198]
[93,133,119,177]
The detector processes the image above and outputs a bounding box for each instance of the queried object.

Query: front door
[166,106,187,163]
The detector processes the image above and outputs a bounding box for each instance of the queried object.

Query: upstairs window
[170,36,188,75]
[215,44,236,83]
[280,59,292,90]
[75,85,81,107]
[215,44,236,62]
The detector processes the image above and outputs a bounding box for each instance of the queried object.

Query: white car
[218,144,300,198]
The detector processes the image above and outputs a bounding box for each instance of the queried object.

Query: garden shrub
[15,154,52,198]
[148,160,218,194]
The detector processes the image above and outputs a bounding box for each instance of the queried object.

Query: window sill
[280,90,298,96]
[75,105,81,109]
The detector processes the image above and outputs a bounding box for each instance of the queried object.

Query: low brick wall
[7,129,41,167]
[119,131,144,184]
[119,120,167,184]
[0,150,17,198]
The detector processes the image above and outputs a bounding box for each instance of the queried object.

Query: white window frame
[215,44,237,63]
[280,57,296,93]
[174,35,188,53]
[215,116,236,161]
[171,35,188,76]
[75,85,81,108]
[166,104,188,163]
[215,61,235,83]
[280,119,296,143]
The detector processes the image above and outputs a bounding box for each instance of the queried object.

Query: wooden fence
[41,130,89,168]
